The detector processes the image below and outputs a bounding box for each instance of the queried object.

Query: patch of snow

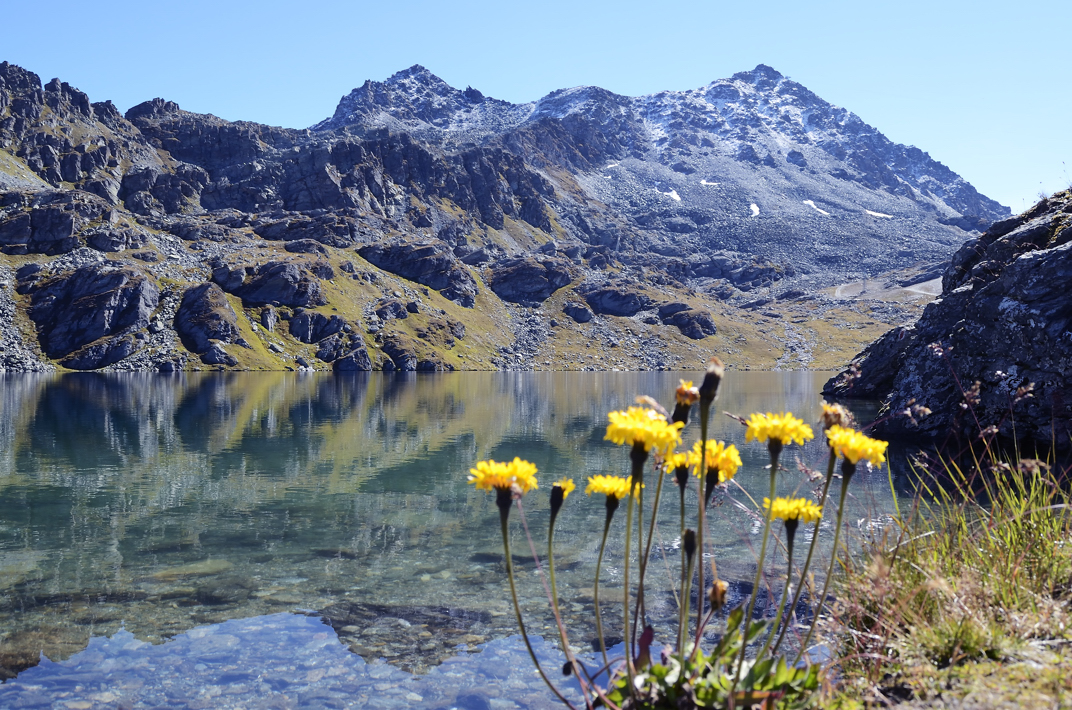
[750,203,760,217]
[662,189,681,202]
[700,180,720,186]
[865,210,894,218]
[605,163,619,169]
[803,200,830,216]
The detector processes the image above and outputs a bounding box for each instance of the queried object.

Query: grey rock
[374,298,408,321]
[487,255,574,306]
[583,282,653,317]
[661,308,717,339]
[333,347,373,371]
[826,190,1072,445]
[358,240,477,308]
[563,301,593,323]
[28,263,159,360]
[211,260,328,308]
[174,282,247,354]
[289,311,347,344]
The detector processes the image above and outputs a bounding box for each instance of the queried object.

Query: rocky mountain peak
[126,97,182,121]
[731,63,785,87]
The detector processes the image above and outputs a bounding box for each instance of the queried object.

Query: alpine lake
[0,371,912,709]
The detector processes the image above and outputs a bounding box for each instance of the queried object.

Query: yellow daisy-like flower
[745,412,815,446]
[605,406,684,453]
[826,425,888,466]
[585,474,634,500]
[553,478,576,498]
[764,496,823,524]
[690,440,742,484]
[468,457,538,494]
[667,452,690,472]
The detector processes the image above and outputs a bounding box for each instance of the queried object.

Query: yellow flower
[826,425,888,466]
[764,496,822,524]
[690,440,742,484]
[553,478,576,498]
[666,452,690,472]
[605,406,684,452]
[468,457,538,494]
[585,474,634,500]
[745,412,815,446]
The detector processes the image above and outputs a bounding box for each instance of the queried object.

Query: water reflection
[0,371,915,691]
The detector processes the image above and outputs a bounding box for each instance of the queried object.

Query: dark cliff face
[0,59,1013,373]
[825,190,1072,446]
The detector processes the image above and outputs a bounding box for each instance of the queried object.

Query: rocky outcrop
[660,307,717,340]
[211,260,330,308]
[27,263,158,367]
[487,255,574,306]
[358,240,477,307]
[583,282,654,317]
[825,190,1072,445]
[174,283,248,357]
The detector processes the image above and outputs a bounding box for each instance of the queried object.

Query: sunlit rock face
[826,190,1072,446]
[0,59,1008,372]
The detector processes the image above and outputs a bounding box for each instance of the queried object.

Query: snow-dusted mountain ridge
[314,63,1005,229]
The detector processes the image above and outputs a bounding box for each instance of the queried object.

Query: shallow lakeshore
[0,370,910,707]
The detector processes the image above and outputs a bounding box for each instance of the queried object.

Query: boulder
[563,301,593,323]
[487,255,574,305]
[211,260,328,307]
[288,311,347,344]
[333,347,373,371]
[825,190,1072,445]
[174,283,247,354]
[582,282,653,316]
[374,298,408,321]
[661,308,716,339]
[28,263,159,360]
[202,342,238,366]
[358,240,478,307]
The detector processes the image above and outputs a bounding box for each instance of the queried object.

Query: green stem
[754,531,794,660]
[593,511,614,671]
[795,467,852,665]
[772,446,837,655]
[733,444,781,685]
[499,503,574,708]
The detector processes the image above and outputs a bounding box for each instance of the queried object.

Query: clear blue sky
[3,0,1069,212]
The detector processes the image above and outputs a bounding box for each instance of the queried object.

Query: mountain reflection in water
[0,371,911,702]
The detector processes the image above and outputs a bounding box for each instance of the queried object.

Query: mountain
[0,60,1008,373]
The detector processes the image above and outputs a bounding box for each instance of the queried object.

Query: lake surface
[0,371,907,708]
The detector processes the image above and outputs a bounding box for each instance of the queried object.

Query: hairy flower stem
[773,448,836,654]
[677,485,688,653]
[623,443,647,692]
[734,442,782,686]
[795,460,854,665]
[754,527,795,661]
[593,507,615,672]
[694,403,711,646]
[498,498,574,708]
[546,511,594,707]
[636,460,667,645]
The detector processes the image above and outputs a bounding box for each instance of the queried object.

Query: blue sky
[3,0,1069,212]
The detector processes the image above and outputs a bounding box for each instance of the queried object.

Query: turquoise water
[0,371,906,708]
